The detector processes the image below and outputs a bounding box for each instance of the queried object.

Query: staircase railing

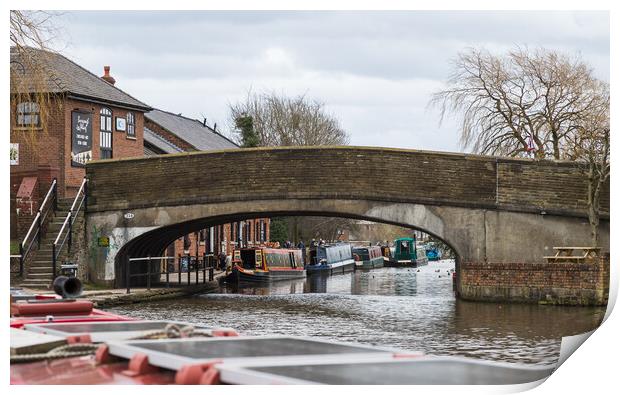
[16,178,57,277]
[52,177,88,278]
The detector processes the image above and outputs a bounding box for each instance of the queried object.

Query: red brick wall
[10,97,64,197]
[170,219,271,258]
[10,96,145,199]
[63,98,145,197]
[459,260,610,305]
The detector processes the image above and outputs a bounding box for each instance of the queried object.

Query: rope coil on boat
[130,323,214,340]
[10,343,100,364]
[11,325,211,363]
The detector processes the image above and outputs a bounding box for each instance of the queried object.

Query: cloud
[53,10,609,153]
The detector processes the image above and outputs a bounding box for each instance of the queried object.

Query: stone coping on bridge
[87,144,591,168]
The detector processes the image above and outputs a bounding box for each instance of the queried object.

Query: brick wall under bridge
[82,146,610,304]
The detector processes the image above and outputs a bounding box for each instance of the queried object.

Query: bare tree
[229,91,349,146]
[431,46,610,246]
[10,11,63,147]
[564,86,610,246]
[230,91,351,242]
[430,47,605,160]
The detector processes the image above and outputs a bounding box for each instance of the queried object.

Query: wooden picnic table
[544,247,601,263]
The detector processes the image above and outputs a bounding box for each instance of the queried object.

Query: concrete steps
[19,203,83,289]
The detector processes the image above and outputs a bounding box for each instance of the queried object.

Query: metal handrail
[21,211,41,250]
[53,212,72,246]
[21,179,57,247]
[17,178,57,277]
[129,256,176,261]
[69,178,87,213]
[52,178,88,277]
[125,254,216,294]
[39,178,57,213]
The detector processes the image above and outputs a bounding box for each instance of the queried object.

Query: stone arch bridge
[83,146,609,303]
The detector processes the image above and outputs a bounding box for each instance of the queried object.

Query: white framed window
[126,112,135,138]
[16,102,40,127]
[100,107,113,159]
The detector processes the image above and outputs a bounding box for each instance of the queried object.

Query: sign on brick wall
[71,110,93,167]
[10,143,18,165]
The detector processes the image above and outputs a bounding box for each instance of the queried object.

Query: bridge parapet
[85,146,608,218]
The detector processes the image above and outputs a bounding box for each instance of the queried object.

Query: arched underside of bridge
[84,198,608,288]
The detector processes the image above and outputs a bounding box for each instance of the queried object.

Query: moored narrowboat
[352,246,384,269]
[305,243,355,274]
[225,247,306,283]
[384,237,420,267]
[425,244,441,261]
[426,248,441,261]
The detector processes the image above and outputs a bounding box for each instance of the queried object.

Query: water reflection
[110,260,604,365]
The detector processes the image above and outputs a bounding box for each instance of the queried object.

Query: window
[259,220,265,242]
[126,112,135,138]
[16,102,40,127]
[99,108,113,159]
[255,221,260,243]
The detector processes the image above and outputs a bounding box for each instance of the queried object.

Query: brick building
[143,108,270,257]
[10,47,151,238]
[10,46,270,262]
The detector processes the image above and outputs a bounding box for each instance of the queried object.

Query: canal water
[110,260,605,366]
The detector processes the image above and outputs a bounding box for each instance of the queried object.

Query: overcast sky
[53,11,609,152]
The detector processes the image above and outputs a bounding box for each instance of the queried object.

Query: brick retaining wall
[459,260,610,306]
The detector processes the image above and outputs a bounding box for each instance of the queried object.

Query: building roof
[144,127,184,154]
[10,47,151,111]
[145,109,238,151]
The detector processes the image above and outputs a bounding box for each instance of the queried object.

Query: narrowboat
[225,247,306,283]
[425,244,441,261]
[379,245,393,264]
[305,243,355,274]
[352,246,384,269]
[10,285,131,329]
[384,237,422,267]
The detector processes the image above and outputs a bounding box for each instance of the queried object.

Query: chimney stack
[101,66,116,85]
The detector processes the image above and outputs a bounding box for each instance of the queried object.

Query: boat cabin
[393,237,418,262]
[314,243,353,265]
[234,247,304,271]
[352,246,382,262]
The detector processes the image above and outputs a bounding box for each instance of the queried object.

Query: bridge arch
[110,199,465,288]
